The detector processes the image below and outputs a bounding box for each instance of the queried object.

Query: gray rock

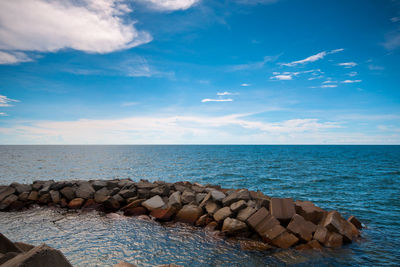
[222,217,248,234]
[107,180,120,189]
[196,193,208,204]
[210,190,226,202]
[236,206,257,222]
[181,191,195,204]
[110,187,120,196]
[168,191,182,208]
[75,183,95,199]
[136,180,157,190]
[142,195,165,211]
[150,185,169,197]
[10,183,31,194]
[112,194,125,203]
[92,180,108,191]
[230,200,247,212]
[137,189,150,199]
[174,184,189,193]
[119,189,136,199]
[213,207,232,222]
[192,185,205,193]
[38,185,51,196]
[0,187,15,202]
[50,182,65,191]
[49,190,60,204]
[0,194,18,210]
[222,189,250,206]
[60,187,75,201]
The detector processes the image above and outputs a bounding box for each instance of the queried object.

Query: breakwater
[0,178,363,252]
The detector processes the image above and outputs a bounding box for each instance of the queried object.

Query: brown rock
[287,214,317,242]
[348,215,362,230]
[222,189,250,206]
[68,198,85,209]
[14,242,35,252]
[295,200,326,224]
[230,200,247,213]
[0,187,16,202]
[313,226,329,244]
[0,233,22,254]
[121,199,145,210]
[195,214,213,227]
[49,190,60,204]
[28,191,39,201]
[239,240,273,251]
[168,191,182,208]
[103,197,120,211]
[271,231,299,249]
[60,187,75,201]
[60,198,68,208]
[205,201,220,216]
[261,224,286,243]
[175,204,203,224]
[323,211,353,242]
[142,195,165,211]
[38,193,51,204]
[18,192,30,202]
[83,199,101,210]
[237,206,257,222]
[222,217,248,234]
[325,232,343,248]
[119,189,137,199]
[181,191,195,204]
[213,207,232,222]
[308,240,323,250]
[124,207,147,216]
[269,198,295,223]
[205,221,218,231]
[0,194,19,210]
[150,207,176,221]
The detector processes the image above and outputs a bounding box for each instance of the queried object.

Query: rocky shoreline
[0,179,363,255]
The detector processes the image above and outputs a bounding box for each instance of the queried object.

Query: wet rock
[205,201,220,216]
[0,187,15,202]
[287,214,317,242]
[230,200,247,213]
[237,206,257,222]
[0,233,22,254]
[27,191,39,201]
[142,195,165,211]
[222,189,250,206]
[222,217,248,234]
[295,200,326,224]
[213,207,232,222]
[195,214,213,227]
[10,183,31,194]
[205,221,218,231]
[92,180,108,191]
[175,204,203,224]
[150,207,176,221]
[323,211,353,242]
[124,207,147,216]
[150,185,169,197]
[325,232,343,248]
[271,231,299,249]
[110,187,120,196]
[348,215,363,230]
[196,193,207,204]
[269,198,295,223]
[246,207,270,231]
[18,192,30,202]
[181,191,196,204]
[68,198,85,209]
[210,190,226,203]
[246,207,285,243]
[307,240,323,250]
[75,183,95,200]
[60,187,75,201]
[103,197,120,211]
[49,190,60,204]
[313,226,329,244]
[168,191,182,208]
[2,244,72,267]
[239,240,273,251]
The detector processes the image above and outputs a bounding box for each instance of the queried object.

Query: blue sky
[0,0,399,144]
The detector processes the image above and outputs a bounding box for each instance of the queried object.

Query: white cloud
[342,80,362,83]
[201,98,233,102]
[0,51,32,64]
[137,0,200,11]
[321,84,338,88]
[270,69,322,81]
[322,80,337,84]
[270,74,292,80]
[241,83,251,87]
[217,92,238,96]
[338,62,357,68]
[0,0,152,63]
[0,95,20,107]
[0,112,7,116]
[281,49,343,67]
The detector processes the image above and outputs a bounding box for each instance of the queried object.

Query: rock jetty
[0,179,363,252]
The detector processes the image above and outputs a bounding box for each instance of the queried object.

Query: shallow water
[0,145,399,266]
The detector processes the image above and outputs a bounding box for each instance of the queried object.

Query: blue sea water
[0,145,399,266]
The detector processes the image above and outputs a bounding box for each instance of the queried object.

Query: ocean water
[0,145,399,266]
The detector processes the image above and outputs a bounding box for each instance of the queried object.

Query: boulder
[1,244,72,267]
[286,214,317,242]
[18,192,30,202]
[195,214,213,227]
[150,185,169,197]
[323,211,353,242]
[49,190,60,204]
[307,240,323,250]
[75,183,95,199]
[124,207,147,216]
[38,193,51,204]
[10,183,31,194]
[142,195,165,211]
[213,207,232,222]
[168,191,182,208]
[205,201,220,216]
[237,207,257,222]
[103,198,120,211]
[313,226,329,244]
[222,218,248,234]
[246,207,269,231]
[239,240,273,251]
[50,182,66,191]
[271,231,299,249]
[246,207,284,242]
[181,191,195,204]
[112,194,125,203]
[192,185,205,193]
[27,191,39,201]
[38,184,51,196]
[198,192,211,208]
[137,189,151,199]
[150,207,176,221]
[0,252,20,264]
[14,242,35,253]
[294,200,326,224]
[269,198,295,223]
[210,190,226,203]
[0,194,19,210]
[325,232,343,248]
[92,180,108,191]
[119,189,136,199]
[0,233,22,254]
[68,198,84,209]
[348,215,363,230]
[60,187,75,201]
[174,183,189,193]
[94,192,110,204]
[122,199,145,210]
[0,187,15,202]
[230,200,247,213]
[175,204,203,224]
[222,189,250,206]
[82,199,100,210]
[136,180,157,190]
[196,193,208,204]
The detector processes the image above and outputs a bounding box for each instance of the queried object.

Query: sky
[0,0,399,144]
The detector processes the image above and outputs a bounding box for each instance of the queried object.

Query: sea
[0,145,399,266]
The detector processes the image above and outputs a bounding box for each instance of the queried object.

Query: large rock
[0,233,22,254]
[38,193,51,204]
[205,201,220,216]
[94,188,110,203]
[75,183,95,199]
[124,207,147,216]
[122,199,145,210]
[119,189,136,199]
[136,180,157,190]
[348,215,362,230]
[213,207,232,222]
[181,191,195,204]
[92,180,108,191]
[49,190,61,204]
[295,200,326,224]
[18,192,30,202]
[325,232,343,248]
[269,198,295,223]
[222,189,250,206]
[150,207,176,221]
[271,231,299,249]
[222,218,248,234]
[287,214,317,242]
[230,200,247,213]
[175,204,203,224]
[0,194,18,210]
[323,211,353,242]
[103,197,120,211]
[60,187,75,201]
[27,191,39,201]
[10,183,31,194]
[0,187,15,202]
[313,226,329,244]
[246,207,284,242]
[142,195,165,211]
[150,185,169,197]
[2,244,72,267]
[68,198,84,209]
[196,193,207,204]
[237,206,257,222]
[168,191,182,208]
[210,190,226,203]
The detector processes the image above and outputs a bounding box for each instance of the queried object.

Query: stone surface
[222,217,248,234]
[308,240,323,250]
[142,195,165,211]
[269,198,295,223]
[113,261,137,267]
[150,207,176,221]
[213,207,232,222]
[237,206,257,222]
[348,215,363,230]
[124,207,147,216]
[38,193,51,204]
[195,193,207,204]
[230,200,247,213]
[210,190,226,203]
[287,214,317,242]
[195,214,213,227]
[0,187,15,202]
[49,190,60,204]
[271,231,299,249]
[14,242,35,253]
[75,183,95,199]
[2,244,72,267]
[68,198,84,209]
[325,232,343,248]
[94,191,110,203]
[18,192,30,202]
[60,187,75,201]
[103,198,120,211]
[222,189,250,207]
[122,199,145,210]
[0,233,22,254]
[239,240,273,251]
[175,204,203,224]
[119,189,136,199]
[11,183,31,194]
[0,194,18,210]
[295,200,326,224]
[27,191,39,201]
[262,224,286,242]
[150,185,169,197]
[181,191,195,204]
[168,191,182,208]
[246,207,269,231]
[205,201,220,216]
[92,180,108,191]
[313,226,329,244]
[323,211,353,242]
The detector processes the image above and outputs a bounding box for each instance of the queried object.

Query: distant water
[0,145,399,266]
